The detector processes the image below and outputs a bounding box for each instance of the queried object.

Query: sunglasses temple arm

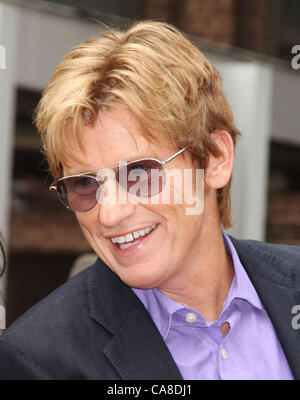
[161,148,186,166]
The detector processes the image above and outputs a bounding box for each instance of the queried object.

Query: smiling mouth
[110,224,157,250]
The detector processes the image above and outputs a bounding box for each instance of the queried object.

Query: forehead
[64,108,175,175]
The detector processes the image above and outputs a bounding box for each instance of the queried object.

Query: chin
[112,262,166,290]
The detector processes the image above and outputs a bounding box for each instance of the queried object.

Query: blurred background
[0,0,299,327]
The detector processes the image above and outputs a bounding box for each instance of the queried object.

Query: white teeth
[110,224,157,246]
[125,233,133,242]
[111,236,125,244]
[120,240,141,250]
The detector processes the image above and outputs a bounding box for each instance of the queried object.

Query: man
[0,21,299,380]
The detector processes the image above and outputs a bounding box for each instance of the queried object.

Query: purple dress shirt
[131,232,293,379]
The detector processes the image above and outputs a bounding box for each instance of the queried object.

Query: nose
[97,179,136,227]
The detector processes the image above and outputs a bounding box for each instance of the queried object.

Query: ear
[205,130,234,189]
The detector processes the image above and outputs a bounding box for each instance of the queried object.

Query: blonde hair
[35,20,240,228]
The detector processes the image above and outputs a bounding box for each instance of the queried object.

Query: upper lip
[105,224,158,239]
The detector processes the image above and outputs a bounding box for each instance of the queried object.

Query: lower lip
[111,225,158,255]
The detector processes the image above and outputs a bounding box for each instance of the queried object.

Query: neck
[160,224,234,322]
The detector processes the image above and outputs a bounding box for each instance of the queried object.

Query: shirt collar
[132,231,265,339]
[132,286,184,339]
[222,231,264,312]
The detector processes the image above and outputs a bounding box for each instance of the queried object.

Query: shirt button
[186,312,197,323]
[220,346,228,360]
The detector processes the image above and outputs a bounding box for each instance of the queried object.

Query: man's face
[64,108,207,290]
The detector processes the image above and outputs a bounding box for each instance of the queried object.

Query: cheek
[142,202,186,237]
[75,210,99,234]
[76,212,111,262]
[141,202,176,221]
[158,203,203,243]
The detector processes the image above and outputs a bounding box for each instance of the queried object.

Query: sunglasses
[50,148,186,212]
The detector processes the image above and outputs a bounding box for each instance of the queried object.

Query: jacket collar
[88,258,183,380]
[229,236,300,380]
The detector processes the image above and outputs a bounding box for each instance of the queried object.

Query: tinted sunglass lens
[117,160,166,197]
[57,176,99,211]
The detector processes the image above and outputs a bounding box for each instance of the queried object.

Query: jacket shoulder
[0,261,114,379]
[3,261,93,336]
[233,238,300,264]
[230,236,300,287]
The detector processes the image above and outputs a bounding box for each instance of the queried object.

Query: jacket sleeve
[0,338,51,380]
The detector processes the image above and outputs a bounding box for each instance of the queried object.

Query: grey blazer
[0,236,299,380]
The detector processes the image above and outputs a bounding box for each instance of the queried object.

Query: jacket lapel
[88,259,182,380]
[230,237,300,380]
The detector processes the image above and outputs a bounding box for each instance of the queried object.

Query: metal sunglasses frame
[49,147,186,211]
